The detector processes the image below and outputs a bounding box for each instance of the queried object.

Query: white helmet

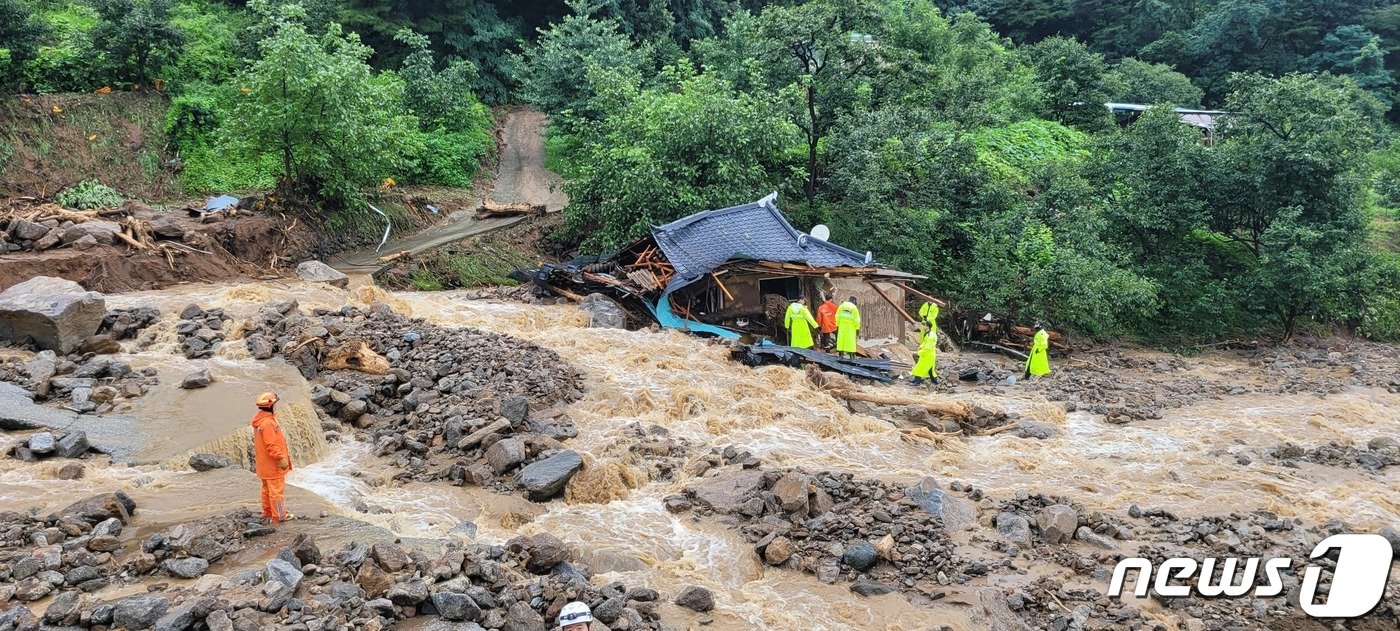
[558,601,594,626]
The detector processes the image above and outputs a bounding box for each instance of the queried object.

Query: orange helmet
[255,392,279,408]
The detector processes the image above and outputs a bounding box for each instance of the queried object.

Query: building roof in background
[651,193,874,293]
[1105,102,1226,131]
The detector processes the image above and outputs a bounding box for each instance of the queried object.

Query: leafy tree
[0,0,49,87]
[747,0,881,209]
[223,1,416,206]
[1106,57,1204,106]
[515,0,646,121]
[89,0,184,86]
[1021,36,1115,130]
[394,29,494,187]
[559,64,799,250]
[1308,25,1394,109]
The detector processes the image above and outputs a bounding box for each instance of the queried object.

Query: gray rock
[56,491,135,524]
[73,234,99,250]
[904,477,976,528]
[179,369,213,389]
[44,590,81,624]
[150,216,186,239]
[371,542,411,572]
[55,430,90,458]
[500,396,529,423]
[206,610,233,631]
[516,450,583,501]
[1368,436,1398,451]
[153,602,197,631]
[387,578,429,605]
[842,541,877,572]
[996,512,1033,547]
[0,276,106,353]
[849,579,897,597]
[1037,504,1079,544]
[112,594,169,629]
[674,585,714,612]
[264,557,303,597]
[61,221,121,245]
[486,437,526,474]
[688,469,765,514]
[28,431,56,455]
[431,591,482,621]
[162,556,209,579]
[501,600,545,631]
[1379,527,1400,556]
[296,260,349,288]
[188,453,232,471]
[11,219,51,241]
[1074,526,1118,550]
[579,293,627,328]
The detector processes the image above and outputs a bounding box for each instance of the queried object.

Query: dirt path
[332,109,565,273]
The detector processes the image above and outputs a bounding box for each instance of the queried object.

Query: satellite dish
[810,224,830,241]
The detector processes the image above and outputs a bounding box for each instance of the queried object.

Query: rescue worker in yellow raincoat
[783,297,819,349]
[910,327,939,386]
[835,297,861,358]
[1024,323,1051,378]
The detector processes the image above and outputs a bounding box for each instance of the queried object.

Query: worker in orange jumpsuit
[816,296,838,351]
[252,392,294,523]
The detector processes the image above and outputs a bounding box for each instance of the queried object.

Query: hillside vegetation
[1,0,1398,343]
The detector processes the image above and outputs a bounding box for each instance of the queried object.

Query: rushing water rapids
[2,278,1396,629]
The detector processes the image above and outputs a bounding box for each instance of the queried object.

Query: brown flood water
[2,279,1393,631]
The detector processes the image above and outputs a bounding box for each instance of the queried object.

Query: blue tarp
[648,294,740,339]
[203,195,239,211]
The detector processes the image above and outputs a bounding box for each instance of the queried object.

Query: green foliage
[1106,58,1204,106]
[165,0,247,87]
[970,119,1087,184]
[401,128,492,187]
[515,0,646,119]
[559,64,799,250]
[1021,36,1115,130]
[90,0,184,85]
[223,1,417,207]
[20,2,104,92]
[0,0,49,87]
[1308,25,1394,109]
[55,179,123,208]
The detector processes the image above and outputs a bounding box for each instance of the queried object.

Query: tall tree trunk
[804,83,818,210]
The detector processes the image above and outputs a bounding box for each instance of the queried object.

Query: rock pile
[240,301,586,498]
[988,492,1128,550]
[0,492,137,605]
[96,307,161,340]
[5,429,91,464]
[0,351,157,413]
[2,508,679,631]
[1266,440,1397,472]
[676,467,965,596]
[175,304,230,359]
[1,217,120,253]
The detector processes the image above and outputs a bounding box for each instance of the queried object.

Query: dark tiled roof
[652,193,873,293]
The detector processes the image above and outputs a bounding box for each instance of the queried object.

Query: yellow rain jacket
[835,301,861,353]
[784,302,818,349]
[1026,328,1051,377]
[912,329,938,379]
[918,301,940,330]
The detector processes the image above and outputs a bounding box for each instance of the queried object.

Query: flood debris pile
[1264,439,1398,471]
[1253,342,1400,394]
[676,467,970,599]
[0,492,137,605]
[0,351,157,413]
[174,304,230,360]
[983,492,1128,553]
[241,301,588,499]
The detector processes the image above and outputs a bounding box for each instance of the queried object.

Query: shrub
[55,179,123,209]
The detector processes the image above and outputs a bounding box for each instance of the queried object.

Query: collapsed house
[525,193,925,344]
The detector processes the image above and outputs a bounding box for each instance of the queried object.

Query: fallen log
[377,250,411,265]
[476,199,544,218]
[806,365,969,421]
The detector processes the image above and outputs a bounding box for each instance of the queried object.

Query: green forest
[2,0,1399,344]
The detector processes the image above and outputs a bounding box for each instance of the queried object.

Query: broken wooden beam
[866,281,918,326]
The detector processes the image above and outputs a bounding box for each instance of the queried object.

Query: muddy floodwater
[3,278,1397,630]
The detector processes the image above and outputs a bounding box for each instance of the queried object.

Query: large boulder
[11,219,51,241]
[995,512,1032,548]
[904,477,975,529]
[688,469,764,515]
[579,293,627,329]
[771,472,811,514]
[516,450,583,501]
[1037,504,1079,544]
[55,491,136,524]
[112,594,169,629]
[296,260,350,288]
[0,276,106,353]
[674,585,715,612]
[60,221,121,246]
